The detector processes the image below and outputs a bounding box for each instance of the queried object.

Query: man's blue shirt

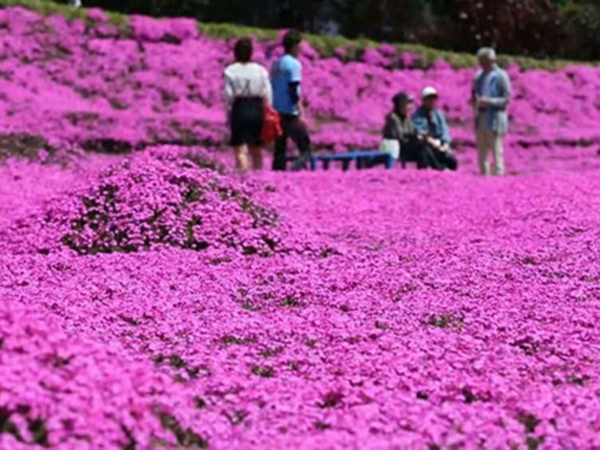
[271,54,302,115]
[412,106,452,144]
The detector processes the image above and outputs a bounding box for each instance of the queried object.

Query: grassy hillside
[0,0,584,70]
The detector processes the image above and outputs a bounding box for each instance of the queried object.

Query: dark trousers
[402,138,458,171]
[402,139,443,170]
[272,114,312,171]
[433,148,459,171]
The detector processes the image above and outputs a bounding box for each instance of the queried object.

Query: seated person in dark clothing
[411,86,459,171]
[382,92,443,170]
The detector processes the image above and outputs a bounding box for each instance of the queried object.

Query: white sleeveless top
[223,62,272,109]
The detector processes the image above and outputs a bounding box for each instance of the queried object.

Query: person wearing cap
[471,48,511,176]
[382,92,442,169]
[412,87,459,171]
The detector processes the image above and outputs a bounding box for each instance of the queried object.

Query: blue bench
[286,151,394,171]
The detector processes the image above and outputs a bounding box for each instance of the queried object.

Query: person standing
[69,0,82,7]
[472,48,511,176]
[412,87,459,171]
[223,38,272,171]
[271,31,312,171]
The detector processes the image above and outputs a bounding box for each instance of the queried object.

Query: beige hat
[421,86,438,99]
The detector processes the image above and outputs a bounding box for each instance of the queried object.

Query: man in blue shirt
[412,86,458,171]
[471,48,511,176]
[271,31,312,171]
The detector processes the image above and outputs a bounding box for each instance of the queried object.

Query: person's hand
[428,138,442,149]
[478,97,491,107]
[299,114,308,128]
[298,103,308,128]
[440,144,451,153]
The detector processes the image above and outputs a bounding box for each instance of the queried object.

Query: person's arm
[289,60,304,119]
[297,100,307,124]
[383,115,400,141]
[488,71,511,109]
[470,73,478,106]
[411,110,428,136]
[289,80,307,123]
[408,121,424,140]
[262,67,272,106]
[288,81,301,105]
[223,71,234,113]
[438,111,452,149]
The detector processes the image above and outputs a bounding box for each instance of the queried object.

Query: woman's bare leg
[249,146,263,170]
[234,145,249,171]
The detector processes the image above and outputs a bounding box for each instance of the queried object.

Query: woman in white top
[224,38,272,171]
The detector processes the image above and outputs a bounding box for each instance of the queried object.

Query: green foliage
[518,412,541,433]
[157,411,208,448]
[220,334,258,346]
[259,346,284,358]
[426,313,465,330]
[0,0,593,70]
[318,391,344,408]
[251,364,275,378]
[199,22,277,41]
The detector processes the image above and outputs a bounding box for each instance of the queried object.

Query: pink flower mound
[16,147,286,257]
[130,15,199,43]
[86,8,109,23]
[0,299,204,449]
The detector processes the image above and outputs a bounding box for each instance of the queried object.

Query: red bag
[261,103,282,144]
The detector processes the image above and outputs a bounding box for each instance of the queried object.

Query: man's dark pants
[402,139,444,170]
[402,138,459,171]
[272,113,312,171]
[433,148,459,171]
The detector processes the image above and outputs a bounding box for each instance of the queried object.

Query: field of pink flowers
[1,6,600,450]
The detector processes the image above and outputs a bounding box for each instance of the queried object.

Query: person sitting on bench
[382,92,443,170]
[411,87,459,171]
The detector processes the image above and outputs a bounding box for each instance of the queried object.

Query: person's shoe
[290,162,305,172]
[291,153,311,172]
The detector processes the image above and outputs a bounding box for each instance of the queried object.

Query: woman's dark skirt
[230,97,264,146]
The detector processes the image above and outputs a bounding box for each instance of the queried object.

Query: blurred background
[57,0,600,61]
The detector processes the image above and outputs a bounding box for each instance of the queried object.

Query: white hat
[421,86,438,99]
